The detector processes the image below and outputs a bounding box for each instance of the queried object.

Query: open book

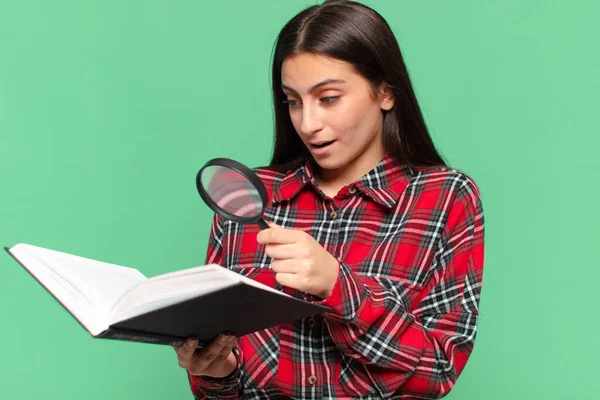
[5,243,329,347]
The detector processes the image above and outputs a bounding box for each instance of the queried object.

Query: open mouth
[312,140,335,149]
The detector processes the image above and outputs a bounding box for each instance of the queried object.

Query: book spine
[98,328,201,347]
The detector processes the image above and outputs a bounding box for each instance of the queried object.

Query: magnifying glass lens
[201,165,264,219]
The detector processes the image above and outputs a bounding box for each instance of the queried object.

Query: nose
[300,103,323,136]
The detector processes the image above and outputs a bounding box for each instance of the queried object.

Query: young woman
[174,1,485,399]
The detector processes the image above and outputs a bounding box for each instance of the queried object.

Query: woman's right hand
[173,333,237,378]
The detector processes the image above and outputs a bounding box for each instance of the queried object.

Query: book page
[109,265,235,322]
[109,264,293,323]
[11,244,146,334]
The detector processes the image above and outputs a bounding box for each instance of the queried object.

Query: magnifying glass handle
[258,219,270,230]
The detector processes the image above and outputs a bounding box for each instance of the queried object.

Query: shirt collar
[270,153,414,209]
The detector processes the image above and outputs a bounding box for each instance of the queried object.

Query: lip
[309,140,335,146]
[309,140,336,156]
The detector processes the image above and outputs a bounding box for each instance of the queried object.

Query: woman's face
[281,52,393,182]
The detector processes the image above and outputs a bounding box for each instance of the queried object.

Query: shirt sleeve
[314,178,485,399]
[187,214,244,400]
[188,346,243,400]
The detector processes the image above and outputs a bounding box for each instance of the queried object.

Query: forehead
[281,52,357,88]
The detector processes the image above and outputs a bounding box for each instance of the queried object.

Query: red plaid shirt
[188,153,485,399]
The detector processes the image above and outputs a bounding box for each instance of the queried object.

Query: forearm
[319,260,479,398]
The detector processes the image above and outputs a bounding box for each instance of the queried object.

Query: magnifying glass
[196,158,270,230]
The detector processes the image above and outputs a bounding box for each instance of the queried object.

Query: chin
[311,154,348,172]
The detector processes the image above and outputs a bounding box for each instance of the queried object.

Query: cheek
[333,101,381,139]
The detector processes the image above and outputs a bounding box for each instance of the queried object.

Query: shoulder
[409,166,484,234]
[411,165,481,198]
[409,166,483,216]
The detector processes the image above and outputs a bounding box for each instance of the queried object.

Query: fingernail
[187,340,195,347]
[219,334,228,343]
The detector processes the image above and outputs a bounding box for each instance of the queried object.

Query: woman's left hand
[256,222,339,299]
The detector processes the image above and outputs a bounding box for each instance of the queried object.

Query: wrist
[196,347,240,381]
[315,257,341,299]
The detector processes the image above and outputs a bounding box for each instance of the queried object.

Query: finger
[176,338,200,367]
[271,258,302,274]
[257,226,301,245]
[178,338,198,355]
[274,272,303,291]
[213,338,236,362]
[264,243,298,259]
[194,334,233,370]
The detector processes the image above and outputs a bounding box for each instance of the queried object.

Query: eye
[283,99,301,108]
[321,96,340,104]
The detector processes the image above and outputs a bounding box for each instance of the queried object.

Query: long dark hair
[269,0,447,172]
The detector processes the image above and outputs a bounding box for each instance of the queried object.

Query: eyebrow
[281,78,346,95]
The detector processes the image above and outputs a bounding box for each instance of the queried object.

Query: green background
[1,1,598,398]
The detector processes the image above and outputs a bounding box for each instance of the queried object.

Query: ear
[378,82,395,111]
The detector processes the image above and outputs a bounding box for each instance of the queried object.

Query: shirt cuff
[305,258,366,323]
[188,345,242,390]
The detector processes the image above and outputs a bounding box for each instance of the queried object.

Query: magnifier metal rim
[196,157,269,223]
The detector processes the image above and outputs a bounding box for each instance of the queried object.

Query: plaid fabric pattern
[188,153,485,399]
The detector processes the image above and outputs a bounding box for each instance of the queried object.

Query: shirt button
[330,210,338,219]
[308,317,316,328]
[308,375,318,385]
[348,186,357,194]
